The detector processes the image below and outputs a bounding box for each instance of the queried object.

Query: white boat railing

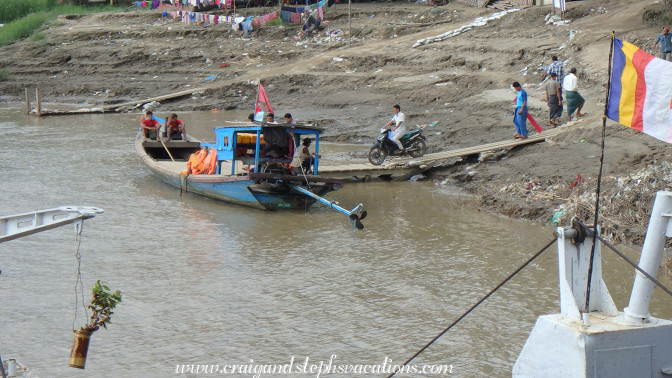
[0,206,103,244]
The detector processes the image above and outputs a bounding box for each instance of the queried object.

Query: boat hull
[134,133,342,210]
[157,173,268,210]
[247,182,339,210]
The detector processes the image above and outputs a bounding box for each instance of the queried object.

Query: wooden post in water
[25,88,31,114]
[35,88,41,116]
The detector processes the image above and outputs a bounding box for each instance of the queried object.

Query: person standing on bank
[383,104,406,154]
[512,82,528,139]
[546,56,564,83]
[545,72,563,128]
[653,26,672,61]
[546,55,564,99]
[563,67,585,121]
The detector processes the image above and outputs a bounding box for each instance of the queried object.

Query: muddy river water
[0,107,669,377]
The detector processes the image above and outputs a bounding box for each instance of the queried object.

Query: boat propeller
[349,210,367,230]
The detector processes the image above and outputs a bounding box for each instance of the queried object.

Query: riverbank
[1,0,672,253]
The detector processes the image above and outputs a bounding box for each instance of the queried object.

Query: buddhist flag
[254,82,274,118]
[607,38,672,143]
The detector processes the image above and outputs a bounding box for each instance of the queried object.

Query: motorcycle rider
[383,104,406,154]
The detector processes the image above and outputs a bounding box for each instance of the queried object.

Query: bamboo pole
[348,0,351,44]
[25,88,31,114]
[35,88,41,116]
[161,139,176,162]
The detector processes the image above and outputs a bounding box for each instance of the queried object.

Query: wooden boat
[135,122,348,211]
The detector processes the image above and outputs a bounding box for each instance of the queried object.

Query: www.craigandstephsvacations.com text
[175,356,453,377]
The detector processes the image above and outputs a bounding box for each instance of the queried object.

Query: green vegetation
[265,18,284,27]
[0,12,50,47]
[0,0,119,47]
[83,280,122,332]
[0,0,57,24]
[0,67,9,82]
[31,31,46,42]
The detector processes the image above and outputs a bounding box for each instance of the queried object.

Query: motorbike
[367,126,427,165]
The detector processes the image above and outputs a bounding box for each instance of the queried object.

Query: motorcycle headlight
[377,134,386,141]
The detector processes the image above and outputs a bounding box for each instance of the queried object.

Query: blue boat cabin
[200,123,322,175]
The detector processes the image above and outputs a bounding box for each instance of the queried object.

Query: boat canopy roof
[214,122,324,133]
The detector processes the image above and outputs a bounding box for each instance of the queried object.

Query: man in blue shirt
[512,82,528,139]
[654,26,672,61]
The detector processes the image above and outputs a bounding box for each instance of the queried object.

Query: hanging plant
[84,280,122,332]
[69,280,122,369]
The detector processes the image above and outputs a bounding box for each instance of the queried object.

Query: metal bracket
[73,219,84,236]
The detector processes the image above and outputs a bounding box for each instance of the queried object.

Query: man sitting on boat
[298,137,318,174]
[140,111,161,141]
[283,113,297,125]
[166,113,187,141]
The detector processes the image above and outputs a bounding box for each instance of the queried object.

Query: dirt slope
[1,0,672,246]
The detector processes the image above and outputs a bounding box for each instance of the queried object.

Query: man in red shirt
[141,111,161,140]
[166,113,187,141]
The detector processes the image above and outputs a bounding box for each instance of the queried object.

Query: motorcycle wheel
[408,138,427,158]
[368,146,387,165]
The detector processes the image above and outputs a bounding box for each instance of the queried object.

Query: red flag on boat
[254,82,274,119]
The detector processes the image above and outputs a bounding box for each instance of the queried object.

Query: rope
[180,173,190,196]
[72,224,88,331]
[290,136,315,211]
[591,232,672,298]
[297,163,312,188]
[387,237,557,378]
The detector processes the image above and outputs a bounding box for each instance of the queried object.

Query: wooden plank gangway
[25,86,205,116]
[319,122,581,180]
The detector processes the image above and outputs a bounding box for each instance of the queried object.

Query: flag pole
[254,81,260,117]
[583,31,616,314]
